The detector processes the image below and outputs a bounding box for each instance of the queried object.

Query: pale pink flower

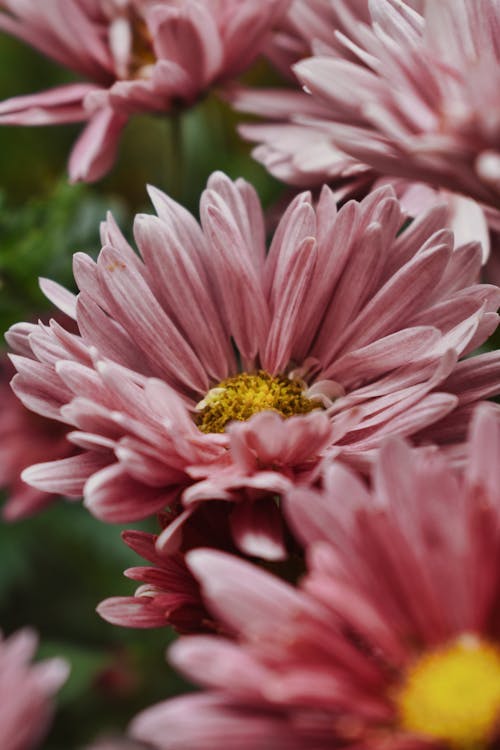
[294,0,500,210]
[0,0,289,182]
[7,173,500,559]
[130,404,500,750]
[231,1,492,259]
[0,356,75,521]
[0,628,68,750]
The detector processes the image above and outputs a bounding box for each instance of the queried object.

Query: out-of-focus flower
[0,0,289,182]
[0,628,69,750]
[130,404,500,750]
[232,0,494,263]
[294,0,500,210]
[231,1,492,262]
[7,173,500,557]
[0,355,75,521]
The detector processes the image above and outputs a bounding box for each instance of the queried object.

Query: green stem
[164,111,184,202]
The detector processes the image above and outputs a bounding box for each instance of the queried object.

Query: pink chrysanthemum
[293,0,500,210]
[130,404,500,750]
[234,84,480,245]
[0,0,288,182]
[7,172,500,558]
[0,355,75,521]
[230,1,491,258]
[0,628,68,750]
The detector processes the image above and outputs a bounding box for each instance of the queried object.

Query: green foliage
[0,182,126,333]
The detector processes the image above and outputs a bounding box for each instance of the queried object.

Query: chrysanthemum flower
[0,628,68,750]
[7,173,500,557]
[0,355,75,521]
[130,404,500,750]
[234,0,491,241]
[0,0,288,182]
[231,1,492,259]
[294,0,500,210]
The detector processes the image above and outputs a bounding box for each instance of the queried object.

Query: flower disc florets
[397,635,500,748]
[195,371,320,434]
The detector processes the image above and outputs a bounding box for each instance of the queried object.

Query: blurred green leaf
[0,181,127,332]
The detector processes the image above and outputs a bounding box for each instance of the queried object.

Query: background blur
[0,33,282,749]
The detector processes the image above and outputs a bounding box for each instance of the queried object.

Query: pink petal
[68,107,127,183]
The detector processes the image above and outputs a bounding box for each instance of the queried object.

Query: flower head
[231,0,493,265]
[230,0,493,263]
[0,628,68,750]
[0,0,289,181]
[130,404,500,750]
[294,0,500,210]
[7,172,500,559]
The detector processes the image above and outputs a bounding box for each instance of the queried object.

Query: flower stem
[165,111,184,202]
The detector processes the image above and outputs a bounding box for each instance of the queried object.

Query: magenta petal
[169,636,268,693]
[39,278,77,320]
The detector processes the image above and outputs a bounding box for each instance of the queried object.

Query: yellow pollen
[396,635,500,749]
[195,370,320,434]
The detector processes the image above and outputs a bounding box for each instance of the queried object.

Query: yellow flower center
[396,635,500,749]
[195,371,320,434]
